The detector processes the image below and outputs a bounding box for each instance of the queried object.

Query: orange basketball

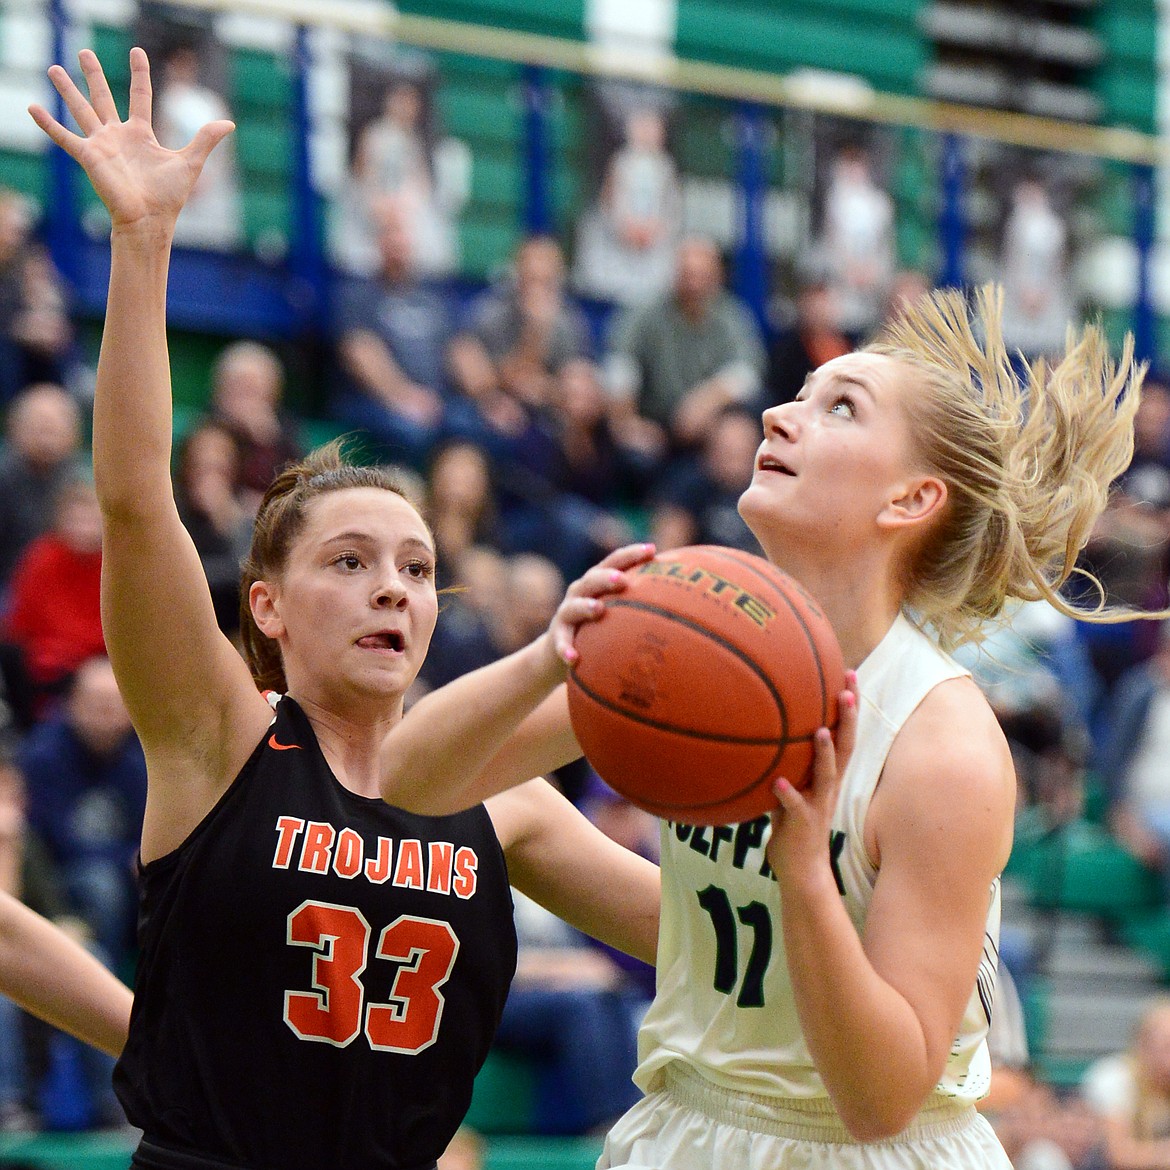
[566,545,845,825]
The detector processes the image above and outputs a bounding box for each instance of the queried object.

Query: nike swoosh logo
[268,734,302,751]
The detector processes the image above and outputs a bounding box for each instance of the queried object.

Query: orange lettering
[452,847,478,899]
[333,827,364,879]
[426,842,454,894]
[273,817,305,869]
[298,822,335,874]
[365,836,393,884]
[393,839,425,889]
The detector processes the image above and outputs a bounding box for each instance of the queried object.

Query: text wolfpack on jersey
[272,816,480,898]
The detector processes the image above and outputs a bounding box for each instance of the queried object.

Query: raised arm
[380,542,655,814]
[769,678,1014,1140]
[29,51,274,860]
[0,893,131,1057]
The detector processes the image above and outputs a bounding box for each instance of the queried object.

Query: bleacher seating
[1003,810,1170,1085]
[1007,812,1162,920]
[676,0,927,96]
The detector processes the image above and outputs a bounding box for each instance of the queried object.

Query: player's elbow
[841,1111,912,1144]
[834,1088,929,1144]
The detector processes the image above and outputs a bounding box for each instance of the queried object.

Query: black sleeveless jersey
[114,696,517,1170]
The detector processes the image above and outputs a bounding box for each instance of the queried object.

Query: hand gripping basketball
[566,545,847,826]
[549,542,657,667]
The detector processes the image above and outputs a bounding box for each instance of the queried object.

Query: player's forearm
[380,638,567,814]
[93,226,177,515]
[508,783,660,965]
[778,866,937,1141]
[0,898,132,1056]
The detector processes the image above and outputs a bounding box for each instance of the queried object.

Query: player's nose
[762,403,800,442]
[372,572,408,608]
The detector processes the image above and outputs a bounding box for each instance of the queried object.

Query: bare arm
[769,678,1014,1140]
[0,893,131,1057]
[381,643,575,815]
[381,543,654,814]
[488,779,659,965]
[29,50,274,861]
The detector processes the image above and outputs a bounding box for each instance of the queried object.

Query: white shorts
[598,1063,1012,1170]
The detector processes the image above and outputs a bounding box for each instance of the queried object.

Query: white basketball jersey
[635,612,1000,1109]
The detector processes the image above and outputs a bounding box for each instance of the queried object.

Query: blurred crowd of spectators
[0,60,1161,1165]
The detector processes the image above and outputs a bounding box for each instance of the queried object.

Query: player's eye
[332,553,363,571]
[403,559,435,580]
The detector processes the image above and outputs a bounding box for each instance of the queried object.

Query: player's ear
[250,579,284,639]
[878,475,947,532]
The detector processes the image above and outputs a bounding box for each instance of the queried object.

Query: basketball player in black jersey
[29,49,659,1170]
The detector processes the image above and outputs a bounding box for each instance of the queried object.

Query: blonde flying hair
[238,440,419,694]
[866,284,1155,650]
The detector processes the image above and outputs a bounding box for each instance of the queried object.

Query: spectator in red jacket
[3,477,103,707]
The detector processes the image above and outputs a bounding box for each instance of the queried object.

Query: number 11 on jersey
[697,884,773,1009]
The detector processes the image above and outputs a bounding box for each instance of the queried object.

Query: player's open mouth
[757,454,795,475]
[357,631,405,653]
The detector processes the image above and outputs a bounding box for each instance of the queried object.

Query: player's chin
[355,653,417,691]
[737,480,776,527]
[739,486,795,556]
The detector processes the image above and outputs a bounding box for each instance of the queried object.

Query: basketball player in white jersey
[383,286,1151,1168]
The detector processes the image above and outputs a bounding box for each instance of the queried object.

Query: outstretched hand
[546,542,657,668]
[28,47,233,234]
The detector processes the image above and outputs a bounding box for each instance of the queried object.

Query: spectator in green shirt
[602,236,766,451]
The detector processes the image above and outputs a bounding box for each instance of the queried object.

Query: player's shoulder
[910,672,998,734]
[875,676,1015,867]
[887,676,1014,811]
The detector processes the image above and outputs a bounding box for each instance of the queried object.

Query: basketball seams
[570,595,800,813]
[706,545,837,725]
[569,670,816,748]
[567,546,844,823]
[585,597,791,746]
[569,679,805,814]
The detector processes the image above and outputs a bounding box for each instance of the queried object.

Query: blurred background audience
[1,4,1169,1159]
[603,236,766,451]
[0,192,75,407]
[0,383,84,596]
